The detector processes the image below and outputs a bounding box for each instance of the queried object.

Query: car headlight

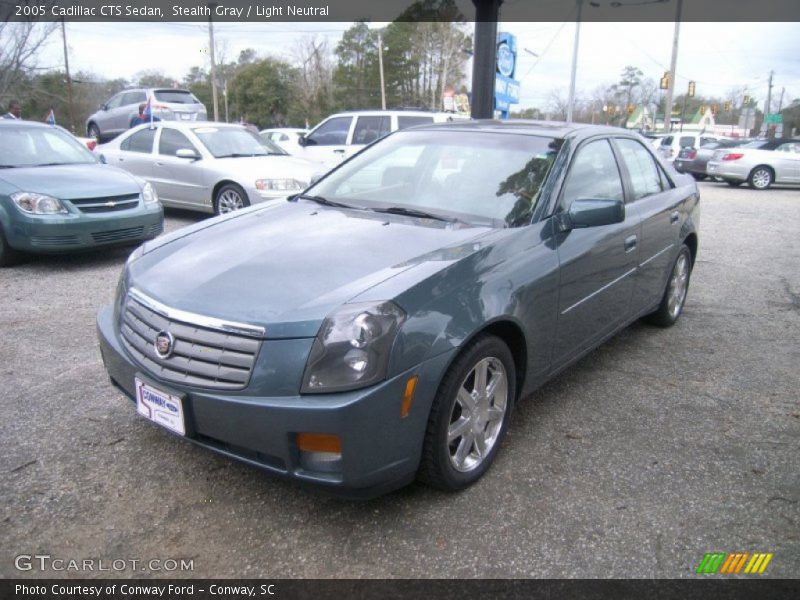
[255,178,306,192]
[301,301,406,393]
[141,181,159,204]
[10,192,68,215]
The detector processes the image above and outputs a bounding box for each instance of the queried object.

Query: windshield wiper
[216,153,266,158]
[293,194,358,210]
[368,206,457,223]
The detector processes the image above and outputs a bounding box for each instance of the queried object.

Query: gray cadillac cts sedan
[97,121,699,498]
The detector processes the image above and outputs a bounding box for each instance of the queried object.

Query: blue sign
[495,32,520,119]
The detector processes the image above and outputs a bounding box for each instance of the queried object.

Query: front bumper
[96,304,453,498]
[5,203,163,253]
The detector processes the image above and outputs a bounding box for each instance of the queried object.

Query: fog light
[297,433,342,474]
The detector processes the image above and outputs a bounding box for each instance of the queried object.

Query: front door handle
[624,235,638,252]
[670,211,680,224]
[333,149,345,154]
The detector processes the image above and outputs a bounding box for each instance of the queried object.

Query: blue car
[97,121,699,498]
[0,120,163,266]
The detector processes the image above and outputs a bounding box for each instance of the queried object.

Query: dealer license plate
[135,377,185,436]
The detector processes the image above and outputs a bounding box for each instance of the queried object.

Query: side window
[353,116,391,145]
[616,138,663,201]
[660,136,673,147]
[306,117,352,146]
[121,91,143,107]
[560,139,624,210]
[700,137,717,146]
[105,94,124,109]
[159,128,196,156]
[121,128,156,153]
[398,116,434,130]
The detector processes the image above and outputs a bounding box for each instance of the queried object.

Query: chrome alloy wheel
[447,357,509,473]
[217,188,245,213]
[667,252,690,319]
[751,168,772,189]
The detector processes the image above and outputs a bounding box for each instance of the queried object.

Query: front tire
[748,166,773,190]
[0,225,21,267]
[644,244,692,327]
[214,183,250,215]
[418,334,516,492]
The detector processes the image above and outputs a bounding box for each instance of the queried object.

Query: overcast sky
[38,20,800,112]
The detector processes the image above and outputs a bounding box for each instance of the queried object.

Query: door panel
[151,127,209,208]
[552,138,641,368]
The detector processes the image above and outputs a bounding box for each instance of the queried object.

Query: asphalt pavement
[1,181,798,578]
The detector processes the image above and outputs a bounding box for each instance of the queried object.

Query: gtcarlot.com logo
[696,552,773,574]
[14,554,194,573]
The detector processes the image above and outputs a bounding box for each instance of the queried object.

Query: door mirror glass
[297,135,308,147]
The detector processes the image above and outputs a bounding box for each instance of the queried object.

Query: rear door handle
[333,149,345,154]
[624,235,638,252]
[670,211,680,224]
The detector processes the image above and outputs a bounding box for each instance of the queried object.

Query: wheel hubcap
[218,189,243,213]
[753,170,770,188]
[447,357,508,473]
[667,253,689,319]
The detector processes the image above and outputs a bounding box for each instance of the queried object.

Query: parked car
[0,120,163,267]
[96,121,318,214]
[86,88,207,142]
[298,109,469,169]
[674,138,744,180]
[260,128,308,155]
[97,121,699,498]
[706,138,800,189]
[657,132,726,162]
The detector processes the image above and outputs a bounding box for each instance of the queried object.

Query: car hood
[210,155,318,183]
[129,200,493,338]
[0,163,141,198]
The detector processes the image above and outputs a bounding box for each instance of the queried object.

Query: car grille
[120,292,262,390]
[91,226,145,243]
[29,235,81,247]
[70,194,141,213]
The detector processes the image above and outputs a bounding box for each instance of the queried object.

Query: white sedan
[97,122,318,214]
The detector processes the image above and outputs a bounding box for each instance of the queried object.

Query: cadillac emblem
[154,331,175,358]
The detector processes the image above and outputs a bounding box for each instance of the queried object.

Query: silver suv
[86,88,207,141]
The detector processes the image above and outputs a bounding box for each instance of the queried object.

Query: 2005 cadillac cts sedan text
[97,121,699,498]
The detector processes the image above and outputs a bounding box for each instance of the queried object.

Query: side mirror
[175,148,200,160]
[99,104,107,111]
[557,198,625,232]
[297,135,308,147]
[309,171,325,185]
[98,154,107,164]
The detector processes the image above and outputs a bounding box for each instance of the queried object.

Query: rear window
[153,90,199,104]
[678,136,695,148]
[398,116,434,130]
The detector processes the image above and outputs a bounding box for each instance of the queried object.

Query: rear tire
[213,183,250,215]
[87,123,101,142]
[644,245,692,327]
[748,166,773,190]
[691,173,707,181]
[418,334,516,492]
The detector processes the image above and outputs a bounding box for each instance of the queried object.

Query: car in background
[298,109,469,169]
[0,120,163,267]
[96,121,317,214]
[97,121,699,498]
[260,128,308,155]
[674,138,745,180]
[86,88,207,142]
[706,138,800,189]
[657,132,726,163]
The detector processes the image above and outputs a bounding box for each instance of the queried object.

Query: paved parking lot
[1,181,798,578]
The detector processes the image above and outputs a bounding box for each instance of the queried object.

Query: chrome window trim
[128,288,266,339]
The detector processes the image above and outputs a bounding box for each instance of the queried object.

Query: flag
[46,109,56,126]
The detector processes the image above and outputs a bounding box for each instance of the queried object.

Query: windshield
[192,127,287,157]
[307,130,561,228]
[0,126,96,168]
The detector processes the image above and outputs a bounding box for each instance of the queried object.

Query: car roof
[0,119,62,130]
[325,109,457,118]
[131,120,247,132]
[408,119,638,140]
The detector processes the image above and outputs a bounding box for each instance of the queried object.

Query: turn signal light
[400,375,419,418]
[722,153,744,161]
[297,433,342,474]
[297,432,341,453]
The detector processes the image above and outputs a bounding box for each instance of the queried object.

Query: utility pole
[777,86,785,113]
[60,18,76,132]
[377,31,386,110]
[208,3,219,122]
[764,70,774,117]
[471,0,503,119]
[662,0,683,132]
[566,0,583,123]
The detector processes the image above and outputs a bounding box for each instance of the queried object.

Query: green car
[0,120,163,266]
